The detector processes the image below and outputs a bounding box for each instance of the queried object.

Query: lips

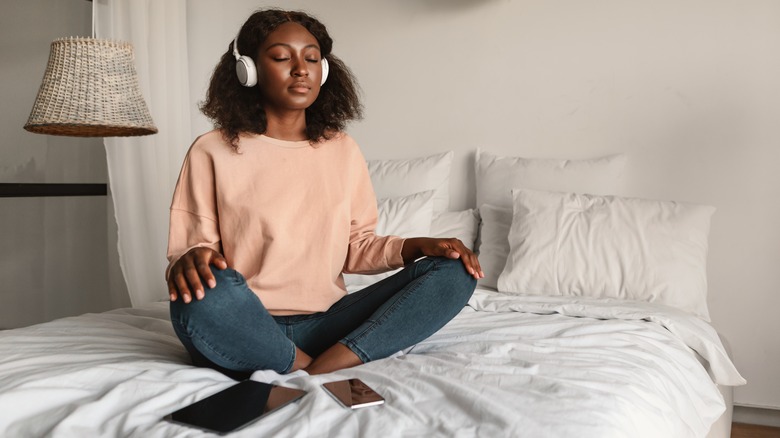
[289,82,311,93]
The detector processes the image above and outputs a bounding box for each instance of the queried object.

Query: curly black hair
[200,9,363,149]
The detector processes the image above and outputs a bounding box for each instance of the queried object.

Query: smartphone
[322,378,385,409]
[165,380,307,434]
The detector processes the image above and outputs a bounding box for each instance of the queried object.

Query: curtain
[95,0,191,306]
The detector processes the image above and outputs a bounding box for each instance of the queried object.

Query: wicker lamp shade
[24,37,157,137]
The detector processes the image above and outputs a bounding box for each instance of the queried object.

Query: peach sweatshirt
[166,131,405,315]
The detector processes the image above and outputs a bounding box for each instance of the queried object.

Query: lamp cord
[91,0,97,38]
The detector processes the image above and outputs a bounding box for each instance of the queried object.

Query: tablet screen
[167,380,306,433]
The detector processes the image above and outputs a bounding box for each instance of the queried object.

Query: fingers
[196,251,217,289]
[445,249,461,259]
[464,248,484,280]
[173,267,194,304]
[428,238,460,259]
[167,278,178,302]
[210,251,228,270]
[441,238,483,280]
[168,248,228,303]
[183,257,205,301]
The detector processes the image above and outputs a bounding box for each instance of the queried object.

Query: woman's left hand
[401,237,484,280]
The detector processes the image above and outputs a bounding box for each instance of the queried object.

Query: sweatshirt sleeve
[165,141,222,280]
[342,148,406,274]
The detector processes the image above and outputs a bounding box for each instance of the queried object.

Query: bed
[0,150,745,437]
[0,290,742,437]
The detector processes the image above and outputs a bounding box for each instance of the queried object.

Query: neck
[264,109,307,141]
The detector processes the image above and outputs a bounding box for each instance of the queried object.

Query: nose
[291,55,309,78]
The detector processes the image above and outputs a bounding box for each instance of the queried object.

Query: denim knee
[418,257,477,304]
[168,266,296,374]
[169,266,241,324]
[339,257,476,363]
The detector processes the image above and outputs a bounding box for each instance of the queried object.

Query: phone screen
[322,378,385,409]
[166,380,306,433]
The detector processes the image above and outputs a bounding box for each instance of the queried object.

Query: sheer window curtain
[95,0,191,306]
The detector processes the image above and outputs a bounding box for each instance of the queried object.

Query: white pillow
[475,150,627,289]
[474,204,512,289]
[475,149,627,209]
[497,189,715,321]
[367,151,453,212]
[430,209,479,251]
[343,190,435,291]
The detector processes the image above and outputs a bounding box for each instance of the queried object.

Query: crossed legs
[170,257,476,377]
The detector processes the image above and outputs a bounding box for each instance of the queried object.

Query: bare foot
[304,343,363,375]
[289,347,313,372]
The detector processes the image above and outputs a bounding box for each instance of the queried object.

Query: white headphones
[233,34,329,88]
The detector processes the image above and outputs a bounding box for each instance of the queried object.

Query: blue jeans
[169,257,476,378]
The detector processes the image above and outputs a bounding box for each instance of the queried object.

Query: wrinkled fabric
[0,289,740,437]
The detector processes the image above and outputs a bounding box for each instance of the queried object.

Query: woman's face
[256,22,324,113]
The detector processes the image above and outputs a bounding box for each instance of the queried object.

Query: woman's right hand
[167,247,228,303]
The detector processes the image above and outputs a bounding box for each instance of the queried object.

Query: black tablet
[165,380,307,434]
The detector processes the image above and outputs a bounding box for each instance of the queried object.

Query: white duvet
[0,289,744,437]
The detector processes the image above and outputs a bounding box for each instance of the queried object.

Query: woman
[167,9,481,379]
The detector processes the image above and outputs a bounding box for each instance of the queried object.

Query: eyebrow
[265,43,320,51]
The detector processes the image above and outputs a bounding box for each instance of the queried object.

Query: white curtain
[95,0,191,306]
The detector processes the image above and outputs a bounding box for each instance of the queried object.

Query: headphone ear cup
[236,56,257,87]
[320,58,329,86]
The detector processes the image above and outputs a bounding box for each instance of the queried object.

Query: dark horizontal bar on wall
[0,183,107,198]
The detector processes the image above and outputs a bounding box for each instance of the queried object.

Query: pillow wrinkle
[554,198,566,296]
[498,189,714,321]
[367,151,453,212]
[475,151,627,290]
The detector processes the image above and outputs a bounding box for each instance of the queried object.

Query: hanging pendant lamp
[24,37,157,137]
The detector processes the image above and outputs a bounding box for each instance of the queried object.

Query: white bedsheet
[0,288,744,437]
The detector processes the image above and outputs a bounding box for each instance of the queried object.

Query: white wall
[187,0,780,408]
[0,0,130,328]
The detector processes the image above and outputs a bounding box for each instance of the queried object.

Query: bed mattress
[0,288,744,437]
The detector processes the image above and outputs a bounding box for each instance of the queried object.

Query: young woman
[167,9,482,379]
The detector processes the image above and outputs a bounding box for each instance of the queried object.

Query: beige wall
[188,0,780,409]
